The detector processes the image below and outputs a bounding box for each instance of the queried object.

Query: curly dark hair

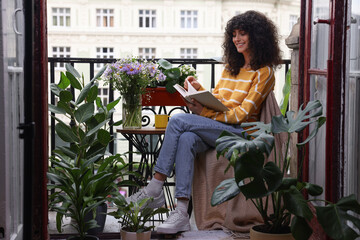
[223,10,282,75]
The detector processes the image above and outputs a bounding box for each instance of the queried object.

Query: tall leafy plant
[212,100,360,240]
[47,64,136,239]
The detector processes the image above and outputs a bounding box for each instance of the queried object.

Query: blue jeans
[153,113,244,199]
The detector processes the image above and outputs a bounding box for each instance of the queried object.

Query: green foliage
[108,195,169,233]
[280,68,291,115]
[48,63,136,239]
[212,100,360,240]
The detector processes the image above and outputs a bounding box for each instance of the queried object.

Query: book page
[186,79,198,94]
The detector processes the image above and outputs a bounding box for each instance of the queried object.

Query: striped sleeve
[200,66,275,124]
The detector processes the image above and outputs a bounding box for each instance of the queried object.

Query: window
[181,10,198,29]
[289,15,298,33]
[180,48,198,59]
[52,47,71,68]
[139,10,156,28]
[98,88,109,106]
[96,9,114,27]
[138,48,156,59]
[52,8,70,27]
[96,47,114,69]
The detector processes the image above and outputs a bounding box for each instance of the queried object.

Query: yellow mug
[155,114,169,128]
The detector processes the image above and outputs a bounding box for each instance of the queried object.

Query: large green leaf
[59,72,70,89]
[66,71,82,90]
[297,116,326,146]
[50,83,62,96]
[291,216,313,240]
[240,121,272,137]
[76,80,93,105]
[283,186,313,221]
[316,194,360,240]
[90,64,107,82]
[215,131,274,161]
[49,103,66,114]
[87,84,98,103]
[55,122,78,143]
[97,129,111,146]
[280,68,291,116]
[158,58,173,69]
[86,120,107,137]
[65,63,81,78]
[164,68,181,80]
[235,151,282,198]
[59,90,73,103]
[74,103,94,123]
[106,97,120,111]
[211,178,242,206]
[57,101,72,115]
[272,100,323,134]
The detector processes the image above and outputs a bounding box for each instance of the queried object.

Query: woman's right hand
[185,76,201,91]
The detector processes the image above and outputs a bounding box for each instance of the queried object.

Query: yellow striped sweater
[200,66,275,124]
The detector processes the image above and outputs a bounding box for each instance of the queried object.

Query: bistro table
[116,127,176,212]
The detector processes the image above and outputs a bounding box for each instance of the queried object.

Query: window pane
[146,17,149,27]
[53,16,57,26]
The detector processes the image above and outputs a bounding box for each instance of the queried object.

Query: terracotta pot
[143,87,186,106]
[250,226,295,240]
[120,229,151,240]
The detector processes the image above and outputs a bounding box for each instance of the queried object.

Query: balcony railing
[48,57,290,155]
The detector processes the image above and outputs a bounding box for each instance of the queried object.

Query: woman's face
[232,29,250,56]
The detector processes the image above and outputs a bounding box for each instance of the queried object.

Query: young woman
[126,10,282,234]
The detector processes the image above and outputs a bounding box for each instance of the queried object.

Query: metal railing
[48,57,291,154]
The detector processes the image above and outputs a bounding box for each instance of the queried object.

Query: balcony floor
[48,208,250,239]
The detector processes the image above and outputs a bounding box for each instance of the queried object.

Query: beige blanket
[192,91,287,232]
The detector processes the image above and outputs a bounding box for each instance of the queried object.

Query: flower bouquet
[103,57,161,128]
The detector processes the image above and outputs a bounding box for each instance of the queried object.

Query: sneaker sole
[156,224,191,234]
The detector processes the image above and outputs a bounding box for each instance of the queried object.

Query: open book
[173,81,229,112]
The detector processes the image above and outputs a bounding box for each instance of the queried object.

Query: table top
[116,127,166,135]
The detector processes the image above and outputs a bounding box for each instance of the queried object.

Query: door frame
[299,0,348,203]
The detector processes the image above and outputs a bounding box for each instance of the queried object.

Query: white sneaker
[156,209,191,234]
[126,188,165,209]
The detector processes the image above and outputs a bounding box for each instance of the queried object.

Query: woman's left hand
[186,99,204,115]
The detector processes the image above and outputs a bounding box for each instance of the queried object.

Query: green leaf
[291,216,313,240]
[211,178,242,206]
[158,58,173,69]
[215,131,274,161]
[283,186,313,221]
[303,182,323,196]
[50,83,62,96]
[164,68,181,80]
[297,116,326,146]
[240,121,272,137]
[57,101,72,115]
[59,72,70,89]
[56,146,76,159]
[86,120,107,137]
[91,64,107,81]
[55,122,78,143]
[96,97,103,109]
[97,129,111,146]
[76,80,93,105]
[66,71,82,90]
[65,63,81,78]
[235,151,282,198]
[49,103,66,114]
[272,100,323,134]
[74,103,94,123]
[59,90,73,103]
[87,84,98,103]
[280,68,291,116]
[278,178,298,191]
[106,97,120,111]
[316,194,360,240]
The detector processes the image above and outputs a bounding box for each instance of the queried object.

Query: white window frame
[96,9,114,27]
[52,46,71,69]
[138,48,156,59]
[98,87,109,106]
[52,7,71,27]
[180,10,198,29]
[180,48,198,59]
[96,47,114,69]
[139,9,157,28]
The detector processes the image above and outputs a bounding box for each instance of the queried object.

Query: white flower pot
[120,229,151,240]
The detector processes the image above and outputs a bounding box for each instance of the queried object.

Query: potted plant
[211,100,360,240]
[47,63,137,239]
[108,195,169,240]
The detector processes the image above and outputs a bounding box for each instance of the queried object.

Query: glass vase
[122,95,142,129]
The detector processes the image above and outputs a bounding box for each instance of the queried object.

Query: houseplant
[154,58,197,93]
[102,57,161,129]
[108,195,169,240]
[211,100,360,240]
[47,63,137,239]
